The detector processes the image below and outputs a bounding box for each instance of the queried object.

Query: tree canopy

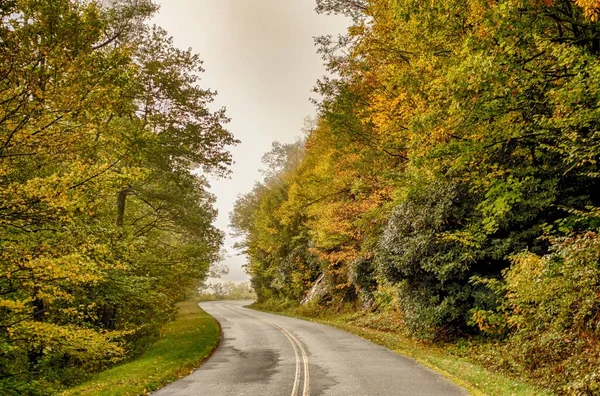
[0,1,236,393]
[232,1,600,393]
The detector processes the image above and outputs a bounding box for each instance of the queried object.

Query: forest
[232,0,600,394]
[0,0,236,393]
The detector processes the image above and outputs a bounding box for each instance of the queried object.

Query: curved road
[154,300,467,396]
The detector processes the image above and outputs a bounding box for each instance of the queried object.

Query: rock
[301,273,328,305]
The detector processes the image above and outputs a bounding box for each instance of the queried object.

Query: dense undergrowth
[233,1,600,394]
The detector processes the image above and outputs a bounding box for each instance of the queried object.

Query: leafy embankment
[64,301,220,396]
[252,301,550,396]
[232,1,600,394]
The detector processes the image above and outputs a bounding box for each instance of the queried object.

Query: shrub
[475,233,600,394]
[375,180,478,340]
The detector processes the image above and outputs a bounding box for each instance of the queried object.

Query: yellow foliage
[574,0,600,20]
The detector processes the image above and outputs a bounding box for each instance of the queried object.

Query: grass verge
[250,303,553,396]
[64,301,220,396]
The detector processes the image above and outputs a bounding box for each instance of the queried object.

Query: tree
[0,1,236,392]
[237,0,600,390]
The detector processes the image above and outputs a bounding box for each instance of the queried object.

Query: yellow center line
[271,322,302,396]
[221,304,310,396]
[278,324,310,396]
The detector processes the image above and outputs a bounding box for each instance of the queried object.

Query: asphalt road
[153,300,468,396]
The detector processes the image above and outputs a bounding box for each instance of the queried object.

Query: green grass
[64,301,220,396]
[250,304,553,396]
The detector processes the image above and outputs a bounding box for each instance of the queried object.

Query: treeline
[198,281,256,301]
[232,0,600,393]
[0,1,235,394]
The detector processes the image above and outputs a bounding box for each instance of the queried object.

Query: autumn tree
[234,0,600,391]
[0,1,236,392]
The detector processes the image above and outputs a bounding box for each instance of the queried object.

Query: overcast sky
[152,1,348,282]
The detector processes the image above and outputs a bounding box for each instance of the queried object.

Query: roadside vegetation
[64,301,220,396]
[232,1,600,394]
[0,1,235,394]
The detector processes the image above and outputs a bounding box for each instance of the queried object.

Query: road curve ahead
[153,300,468,396]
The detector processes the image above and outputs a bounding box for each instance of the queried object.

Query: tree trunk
[117,186,133,227]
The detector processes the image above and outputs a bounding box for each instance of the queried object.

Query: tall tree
[0,1,236,392]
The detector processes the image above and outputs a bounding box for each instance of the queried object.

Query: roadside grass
[64,301,220,396]
[249,303,553,396]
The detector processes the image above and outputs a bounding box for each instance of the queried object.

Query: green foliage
[0,1,235,392]
[375,180,477,339]
[233,0,600,392]
[63,301,220,396]
[231,139,322,303]
[474,233,600,394]
[198,281,257,301]
[348,257,377,307]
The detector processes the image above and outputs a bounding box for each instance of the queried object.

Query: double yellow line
[270,321,310,396]
[222,305,310,396]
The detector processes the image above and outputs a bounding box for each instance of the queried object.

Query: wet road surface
[153,300,468,396]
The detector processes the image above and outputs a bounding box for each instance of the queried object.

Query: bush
[375,180,478,340]
[475,233,600,394]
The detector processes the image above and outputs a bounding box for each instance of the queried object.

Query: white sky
[152,1,349,282]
